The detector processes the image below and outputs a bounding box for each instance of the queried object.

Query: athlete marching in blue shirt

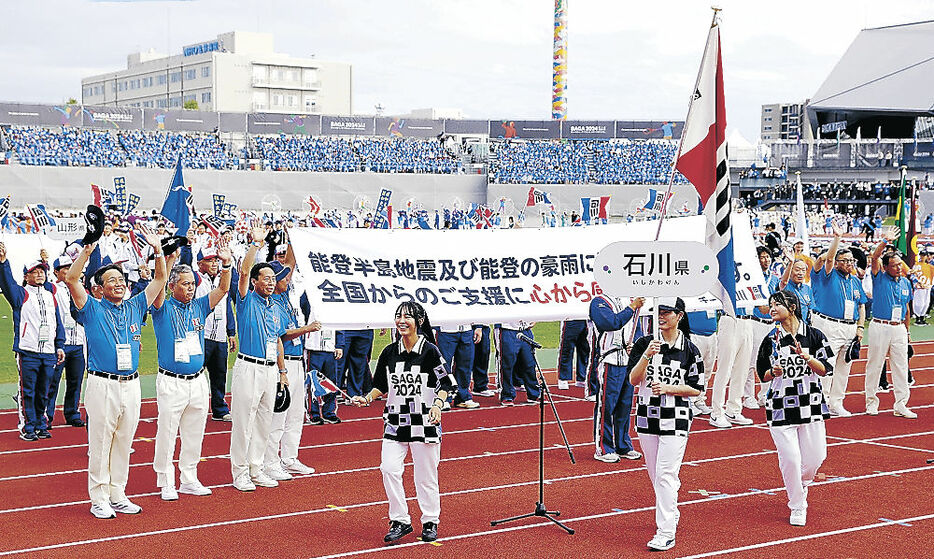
[65,224,167,519]
[150,244,233,501]
[864,233,916,418]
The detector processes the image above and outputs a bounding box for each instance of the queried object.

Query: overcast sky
[1,0,932,140]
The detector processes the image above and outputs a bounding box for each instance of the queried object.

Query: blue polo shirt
[753,274,780,319]
[786,281,814,324]
[79,293,148,374]
[151,295,212,375]
[871,271,912,321]
[272,289,303,357]
[236,289,286,360]
[811,268,867,320]
[687,310,718,336]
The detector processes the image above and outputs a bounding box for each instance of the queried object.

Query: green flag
[896,168,908,254]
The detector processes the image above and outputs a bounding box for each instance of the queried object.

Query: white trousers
[812,315,857,410]
[85,374,141,506]
[380,439,441,525]
[864,321,910,411]
[711,316,752,418]
[691,333,718,403]
[153,372,210,488]
[229,359,277,481]
[913,288,930,317]
[265,358,306,468]
[638,433,688,538]
[769,421,826,511]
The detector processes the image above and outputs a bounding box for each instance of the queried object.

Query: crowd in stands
[6,126,233,170]
[488,139,688,185]
[253,136,461,174]
[746,181,902,207]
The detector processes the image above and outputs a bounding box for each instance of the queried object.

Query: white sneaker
[283,460,316,475]
[691,401,712,416]
[830,406,853,417]
[472,389,496,397]
[161,486,179,501]
[179,482,213,496]
[865,404,879,416]
[594,452,620,463]
[647,534,676,551]
[110,499,142,514]
[264,465,292,482]
[894,407,918,419]
[455,400,480,409]
[742,396,760,410]
[442,401,452,411]
[233,474,256,492]
[90,502,116,519]
[621,450,643,460]
[252,472,279,488]
[709,415,732,429]
[790,509,807,526]
[585,394,597,402]
[725,413,753,426]
[557,380,569,390]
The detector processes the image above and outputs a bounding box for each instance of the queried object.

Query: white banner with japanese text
[289,215,765,329]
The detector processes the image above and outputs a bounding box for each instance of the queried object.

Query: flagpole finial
[795,170,801,176]
[711,6,722,26]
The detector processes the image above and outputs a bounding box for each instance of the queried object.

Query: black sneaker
[322,416,341,424]
[421,522,438,542]
[19,431,38,442]
[309,417,325,426]
[68,418,86,428]
[384,520,413,543]
[36,430,52,439]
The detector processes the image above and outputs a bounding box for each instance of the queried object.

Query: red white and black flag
[674,17,737,316]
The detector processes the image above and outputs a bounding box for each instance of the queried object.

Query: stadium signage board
[593,241,718,297]
[820,120,847,134]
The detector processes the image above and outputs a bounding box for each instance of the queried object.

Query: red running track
[0,345,932,558]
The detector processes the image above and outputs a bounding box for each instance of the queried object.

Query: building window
[201,66,211,78]
[157,99,167,108]
[157,74,167,85]
[201,91,212,103]
[170,72,182,83]
[764,108,772,112]
[142,77,152,87]
[765,126,772,131]
[185,69,196,80]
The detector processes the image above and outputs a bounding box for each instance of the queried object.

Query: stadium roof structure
[807,19,934,138]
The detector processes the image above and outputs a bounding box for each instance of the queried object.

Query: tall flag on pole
[124,192,141,216]
[304,195,321,217]
[674,13,737,316]
[794,172,810,255]
[0,195,10,228]
[26,204,56,234]
[526,187,553,207]
[160,159,192,235]
[907,175,919,268]
[643,188,672,212]
[895,167,917,265]
[579,196,609,224]
[372,188,393,229]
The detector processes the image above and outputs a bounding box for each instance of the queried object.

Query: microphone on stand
[517,333,542,349]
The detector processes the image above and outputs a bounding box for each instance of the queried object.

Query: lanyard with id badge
[172,303,204,363]
[35,288,50,347]
[109,302,134,371]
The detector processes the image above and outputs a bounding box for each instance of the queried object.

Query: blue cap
[53,255,73,270]
[267,261,291,282]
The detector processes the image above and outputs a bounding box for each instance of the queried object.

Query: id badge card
[266,339,278,361]
[891,305,902,322]
[37,323,50,342]
[174,338,190,363]
[843,299,855,319]
[186,331,203,356]
[116,343,133,370]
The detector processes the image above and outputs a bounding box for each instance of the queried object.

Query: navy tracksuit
[590,296,642,456]
[436,328,475,404]
[342,329,374,397]
[472,325,492,392]
[45,345,84,425]
[558,319,589,382]
[496,326,541,402]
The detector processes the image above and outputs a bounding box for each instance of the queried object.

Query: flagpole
[652,7,721,243]
[633,7,722,344]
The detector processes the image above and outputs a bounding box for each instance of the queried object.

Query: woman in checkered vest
[351,301,455,545]
[755,290,834,528]
[628,297,704,552]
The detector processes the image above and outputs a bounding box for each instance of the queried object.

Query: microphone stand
[491,336,576,535]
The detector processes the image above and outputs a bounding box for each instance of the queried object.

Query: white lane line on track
[2,461,932,558]
[2,426,933,517]
[676,512,934,559]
